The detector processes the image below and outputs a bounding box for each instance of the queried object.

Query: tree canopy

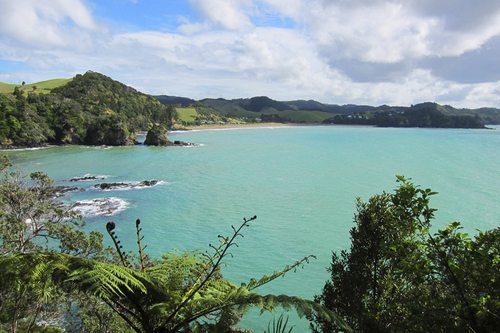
[311,177,499,333]
[0,71,175,147]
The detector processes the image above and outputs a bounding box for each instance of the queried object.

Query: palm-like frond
[0,216,351,333]
[265,314,294,333]
[67,261,148,300]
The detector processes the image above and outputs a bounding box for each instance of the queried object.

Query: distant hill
[1,73,497,147]
[0,71,174,147]
[156,95,195,107]
[157,95,500,126]
[324,102,488,128]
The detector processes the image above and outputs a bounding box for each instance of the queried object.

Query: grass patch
[0,82,16,94]
[176,107,198,123]
[0,78,72,95]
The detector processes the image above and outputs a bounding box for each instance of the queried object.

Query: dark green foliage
[0,161,130,332]
[236,96,290,112]
[0,163,345,332]
[160,95,499,125]
[312,177,499,333]
[265,314,294,333]
[0,216,347,333]
[0,71,175,147]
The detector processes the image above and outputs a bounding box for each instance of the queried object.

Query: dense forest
[0,71,174,147]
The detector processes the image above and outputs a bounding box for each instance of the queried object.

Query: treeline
[324,104,486,128]
[0,71,175,147]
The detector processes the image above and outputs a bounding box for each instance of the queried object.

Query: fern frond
[67,261,148,300]
[245,255,316,291]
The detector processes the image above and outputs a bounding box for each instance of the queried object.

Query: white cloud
[264,0,500,62]
[185,0,254,31]
[0,0,96,47]
[1,0,500,108]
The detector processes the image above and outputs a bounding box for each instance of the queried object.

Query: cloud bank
[0,0,499,108]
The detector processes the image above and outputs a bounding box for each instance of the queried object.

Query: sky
[0,0,500,108]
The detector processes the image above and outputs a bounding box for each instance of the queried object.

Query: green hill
[0,78,72,95]
[324,102,487,128]
[158,95,499,126]
[0,71,174,147]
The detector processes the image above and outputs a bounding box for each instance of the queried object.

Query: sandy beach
[175,122,295,131]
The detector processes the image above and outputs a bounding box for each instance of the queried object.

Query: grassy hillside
[261,110,334,123]
[0,82,16,94]
[0,78,72,95]
[176,107,198,123]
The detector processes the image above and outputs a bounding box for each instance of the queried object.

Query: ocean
[5,125,500,331]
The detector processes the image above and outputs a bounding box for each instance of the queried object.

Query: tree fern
[0,216,351,333]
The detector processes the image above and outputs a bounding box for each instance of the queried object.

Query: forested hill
[0,71,174,147]
[157,94,499,127]
[323,102,488,128]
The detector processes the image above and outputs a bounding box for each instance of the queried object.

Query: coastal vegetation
[311,177,499,333]
[1,71,498,149]
[158,96,499,127]
[0,154,498,332]
[0,159,342,333]
[0,72,174,147]
[323,103,486,128]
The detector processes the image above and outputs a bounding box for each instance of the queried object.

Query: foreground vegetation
[0,155,497,332]
[0,158,343,333]
[311,177,499,332]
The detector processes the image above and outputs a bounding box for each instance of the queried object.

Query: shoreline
[169,123,316,133]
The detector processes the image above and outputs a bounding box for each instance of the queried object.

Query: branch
[163,215,257,326]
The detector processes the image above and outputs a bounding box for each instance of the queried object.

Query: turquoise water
[5,125,500,331]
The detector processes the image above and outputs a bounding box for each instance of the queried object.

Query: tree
[1,217,347,333]
[0,161,348,332]
[311,177,499,333]
[0,158,110,332]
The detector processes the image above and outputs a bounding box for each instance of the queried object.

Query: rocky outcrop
[144,125,169,146]
[51,186,83,197]
[94,180,163,191]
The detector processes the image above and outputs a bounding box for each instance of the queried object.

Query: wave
[178,143,205,148]
[70,197,129,217]
[0,146,54,151]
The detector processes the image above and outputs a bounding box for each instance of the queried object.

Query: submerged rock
[69,174,107,182]
[52,186,83,197]
[94,180,162,191]
[172,140,197,147]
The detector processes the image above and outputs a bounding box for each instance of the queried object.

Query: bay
[5,125,500,331]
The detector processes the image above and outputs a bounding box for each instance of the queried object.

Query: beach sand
[177,122,297,131]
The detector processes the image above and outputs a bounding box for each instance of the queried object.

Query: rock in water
[144,124,170,146]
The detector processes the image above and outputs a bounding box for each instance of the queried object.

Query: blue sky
[0,0,499,108]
